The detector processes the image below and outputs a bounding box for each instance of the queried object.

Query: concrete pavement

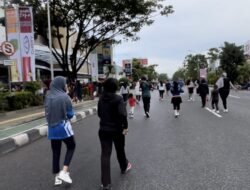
[1,90,250,189]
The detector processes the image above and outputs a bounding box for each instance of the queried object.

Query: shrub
[7,91,33,110]
[30,95,44,106]
[24,81,41,94]
[0,92,10,111]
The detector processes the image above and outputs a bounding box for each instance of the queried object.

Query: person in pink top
[128,93,136,118]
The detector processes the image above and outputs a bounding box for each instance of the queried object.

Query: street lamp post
[47,0,54,80]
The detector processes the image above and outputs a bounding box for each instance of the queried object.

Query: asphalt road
[1,90,250,190]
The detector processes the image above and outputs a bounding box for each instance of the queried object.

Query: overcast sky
[114,0,250,78]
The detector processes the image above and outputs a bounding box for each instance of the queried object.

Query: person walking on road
[186,78,195,101]
[158,81,165,100]
[140,76,151,118]
[98,78,132,190]
[165,80,171,96]
[135,81,142,103]
[216,72,237,112]
[45,76,76,186]
[211,84,220,113]
[171,80,184,117]
[197,78,209,108]
[128,93,136,118]
[120,82,130,103]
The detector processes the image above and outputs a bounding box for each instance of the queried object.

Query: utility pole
[47,0,54,80]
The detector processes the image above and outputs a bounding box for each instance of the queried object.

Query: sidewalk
[0,99,98,129]
[0,99,98,156]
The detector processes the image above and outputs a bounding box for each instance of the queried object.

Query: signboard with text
[122,60,132,76]
[5,7,35,82]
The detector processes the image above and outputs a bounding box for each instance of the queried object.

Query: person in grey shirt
[140,76,151,118]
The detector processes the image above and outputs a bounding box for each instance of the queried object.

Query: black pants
[122,94,128,102]
[212,100,219,110]
[219,89,230,109]
[200,95,207,107]
[51,136,76,174]
[136,95,141,102]
[159,90,164,99]
[99,130,128,186]
[173,103,180,110]
[142,97,151,114]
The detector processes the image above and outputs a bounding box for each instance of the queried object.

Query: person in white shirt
[158,81,165,100]
[134,81,141,103]
[120,82,130,103]
[186,78,195,101]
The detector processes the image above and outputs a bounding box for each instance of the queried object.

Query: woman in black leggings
[45,76,76,186]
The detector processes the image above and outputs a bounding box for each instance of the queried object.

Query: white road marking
[229,95,240,99]
[205,107,222,118]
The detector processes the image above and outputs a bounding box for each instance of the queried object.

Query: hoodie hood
[101,92,119,103]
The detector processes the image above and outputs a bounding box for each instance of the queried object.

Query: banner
[5,8,21,82]
[19,7,35,81]
[122,60,132,76]
[199,68,207,78]
[89,53,98,81]
[5,7,35,82]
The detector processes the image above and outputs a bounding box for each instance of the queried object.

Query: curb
[0,106,97,157]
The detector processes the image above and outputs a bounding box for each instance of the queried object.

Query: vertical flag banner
[122,60,132,76]
[19,7,35,81]
[89,53,98,82]
[200,68,207,79]
[5,8,21,82]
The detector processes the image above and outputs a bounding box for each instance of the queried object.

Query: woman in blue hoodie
[45,76,75,186]
[171,80,184,117]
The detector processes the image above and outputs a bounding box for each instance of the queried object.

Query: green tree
[158,73,168,82]
[184,54,208,79]
[146,64,158,81]
[131,60,158,81]
[237,63,250,84]
[2,0,173,81]
[207,71,218,85]
[172,68,186,81]
[132,59,147,81]
[207,48,220,70]
[220,42,245,82]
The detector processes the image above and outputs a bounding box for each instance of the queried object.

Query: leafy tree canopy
[158,73,168,82]
[184,54,207,79]
[172,68,186,81]
[2,0,174,81]
[220,42,245,82]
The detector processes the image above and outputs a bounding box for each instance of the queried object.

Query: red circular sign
[1,41,15,56]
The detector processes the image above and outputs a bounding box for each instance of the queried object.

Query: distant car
[241,82,250,90]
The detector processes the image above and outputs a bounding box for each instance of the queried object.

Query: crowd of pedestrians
[44,71,237,190]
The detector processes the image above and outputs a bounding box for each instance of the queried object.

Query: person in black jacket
[98,78,132,190]
[198,78,209,108]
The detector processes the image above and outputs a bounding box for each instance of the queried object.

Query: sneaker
[122,162,132,174]
[100,184,112,190]
[223,109,228,113]
[216,110,220,114]
[54,175,62,186]
[58,170,72,184]
[146,112,150,118]
[212,109,216,112]
[174,110,178,116]
[176,111,180,116]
